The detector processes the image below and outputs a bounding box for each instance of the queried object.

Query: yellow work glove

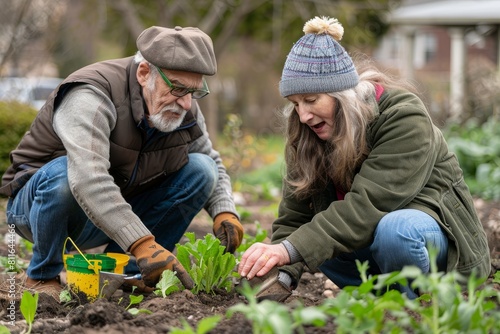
[213,212,244,254]
[130,235,194,289]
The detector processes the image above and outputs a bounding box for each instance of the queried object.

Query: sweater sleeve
[281,93,438,271]
[188,105,238,219]
[53,85,151,251]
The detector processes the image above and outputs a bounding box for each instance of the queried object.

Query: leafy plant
[225,251,500,334]
[176,232,237,294]
[154,270,181,297]
[494,270,500,284]
[445,118,500,199]
[125,287,152,315]
[59,289,72,303]
[0,255,27,273]
[290,303,329,333]
[20,290,38,334]
[227,282,294,334]
[169,315,222,334]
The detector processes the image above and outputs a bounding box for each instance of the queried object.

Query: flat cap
[137,26,217,76]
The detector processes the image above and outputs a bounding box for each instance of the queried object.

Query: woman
[238,16,490,299]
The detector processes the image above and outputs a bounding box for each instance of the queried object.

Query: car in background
[0,77,63,110]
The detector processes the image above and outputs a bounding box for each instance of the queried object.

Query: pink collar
[375,84,384,102]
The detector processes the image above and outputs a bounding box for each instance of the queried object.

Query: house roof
[390,0,500,25]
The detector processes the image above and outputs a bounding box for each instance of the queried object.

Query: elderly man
[1,26,243,299]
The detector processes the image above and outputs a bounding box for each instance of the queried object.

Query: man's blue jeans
[7,153,218,280]
[319,209,448,299]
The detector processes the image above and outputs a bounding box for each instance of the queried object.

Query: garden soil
[0,197,499,333]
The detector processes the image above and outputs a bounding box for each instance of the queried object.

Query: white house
[375,0,500,121]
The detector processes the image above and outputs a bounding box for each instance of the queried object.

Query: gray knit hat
[279,16,358,97]
[136,25,217,75]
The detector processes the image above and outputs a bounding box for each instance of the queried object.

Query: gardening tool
[98,272,142,298]
[240,267,292,302]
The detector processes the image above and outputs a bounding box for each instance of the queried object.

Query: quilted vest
[0,57,203,198]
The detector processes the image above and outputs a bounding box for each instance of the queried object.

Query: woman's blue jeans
[7,153,218,280]
[319,209,448,299]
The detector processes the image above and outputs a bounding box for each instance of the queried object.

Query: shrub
[445,117,500,199]
[0,101,37,176]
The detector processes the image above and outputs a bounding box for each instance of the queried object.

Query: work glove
[241,267,292,302]
[130,235,194,289]
[213,212,244,254]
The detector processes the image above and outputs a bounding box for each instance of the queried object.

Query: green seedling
[20,290,38,334]
[176,232,236,294]
[59,289,72,303]
[125,292,152,315]
[154,270,181,298]
[99,279,109,299]
[0,255,27,273]
[169,315,222,334]
[227,282,293,334]
[493,270,500,284]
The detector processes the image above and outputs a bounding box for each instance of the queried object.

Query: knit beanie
[279,16,358,97]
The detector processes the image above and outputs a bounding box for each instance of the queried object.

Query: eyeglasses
[155,65,210,99]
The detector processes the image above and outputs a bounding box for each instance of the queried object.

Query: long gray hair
[282,60,417,199]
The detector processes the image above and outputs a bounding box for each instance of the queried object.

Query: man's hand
[130,235,194,289]
[213,212,244,253]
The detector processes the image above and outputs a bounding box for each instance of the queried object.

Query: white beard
[148,104,187,132]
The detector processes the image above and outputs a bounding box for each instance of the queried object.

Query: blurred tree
[0,0,397,135]
[0,0,64,76]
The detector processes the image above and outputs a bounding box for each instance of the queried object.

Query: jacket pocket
[441,179,490,277]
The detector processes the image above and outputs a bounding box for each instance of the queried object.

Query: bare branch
[108,0,145,38]
[213,0,268,57]
[199,0,230,34]
[0,0,31,71]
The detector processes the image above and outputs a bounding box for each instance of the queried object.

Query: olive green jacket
[273,88,491,284]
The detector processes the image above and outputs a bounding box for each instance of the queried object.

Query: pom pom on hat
[279,16,358,97]
[137,26,217,76]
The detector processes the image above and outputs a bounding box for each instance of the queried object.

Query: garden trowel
[98,271,142,298]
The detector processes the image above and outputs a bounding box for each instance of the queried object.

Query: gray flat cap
[137,26,217,75]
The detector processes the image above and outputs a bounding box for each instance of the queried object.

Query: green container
[65,254,117,274]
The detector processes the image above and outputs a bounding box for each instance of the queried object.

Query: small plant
[176,232,236,294]
[227,282,294,334]
[154,270,181,297]
[445,118,500,199]
[125,287,152,315]
[59,289,72,303]
[169,315,222,334]
[493,270,500,284]
[20,290,38,334]
[291,303,329,332]
[0,255,27,273]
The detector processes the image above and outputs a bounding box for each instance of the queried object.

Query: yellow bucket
[63,238,130,299]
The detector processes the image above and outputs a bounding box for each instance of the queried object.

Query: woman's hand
[238,242,291,279]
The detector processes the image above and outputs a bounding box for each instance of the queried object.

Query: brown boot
[25,276,63,301]
[0,271,62,302]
